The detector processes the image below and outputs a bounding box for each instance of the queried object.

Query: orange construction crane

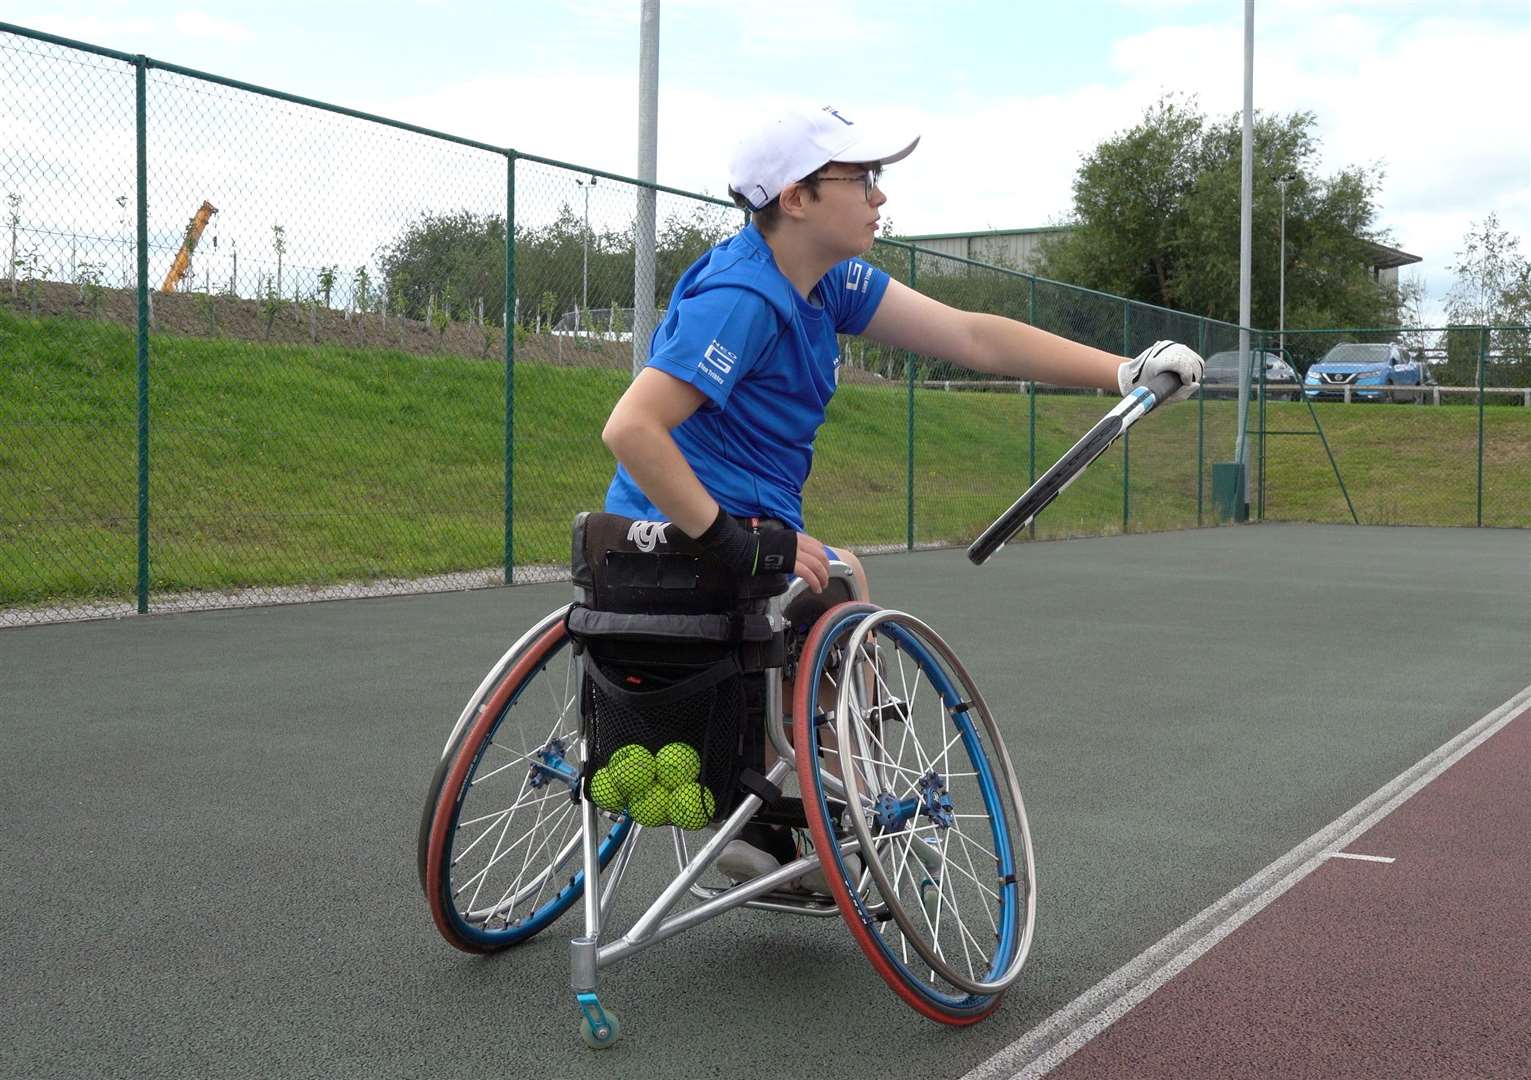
[161,200,218,293]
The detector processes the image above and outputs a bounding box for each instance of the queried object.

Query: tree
[1444,213,1531,328]
[1439,214,1531,384]
[657,204,742,296]
[1035,95,1406,333]
[376,201,743,337]
[377,210,507,326]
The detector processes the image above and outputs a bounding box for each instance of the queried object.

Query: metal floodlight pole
[635,0,660,377]
[1234,0,1255,496]
[576,175,595,316]
[1277,172,1295,360]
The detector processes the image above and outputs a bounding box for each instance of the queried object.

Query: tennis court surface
[3,523,1527,1079]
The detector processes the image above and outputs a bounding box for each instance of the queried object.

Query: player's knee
[834,547,870,601]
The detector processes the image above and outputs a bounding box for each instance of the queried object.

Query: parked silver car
[1202,349,1299,398]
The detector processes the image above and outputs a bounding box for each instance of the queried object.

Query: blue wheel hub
[872,791,902,829]
[528,737,575,790]
[918,769,955,829]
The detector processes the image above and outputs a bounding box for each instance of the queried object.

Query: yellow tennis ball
[654,742,701,790]
[628,784,671,828]
[607,743,643,766]
[667,783,716,830]
[608,744,655,800]
[589,767,624,812]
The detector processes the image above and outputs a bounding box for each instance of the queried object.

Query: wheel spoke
[943,821,1002,877]
[457,782,568,832]
[463,790,520,914]
[498,792,580,922]
[845,750,924,790]
[455,796,577,900]
[469,751,541,789]
[454,788,572,888]
[950,823,1002,933]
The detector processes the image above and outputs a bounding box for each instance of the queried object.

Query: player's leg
[829,546,871,602]
[792,543,873,892]
[718,541,870,893]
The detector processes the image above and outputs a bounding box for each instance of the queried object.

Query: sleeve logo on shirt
[846,262,868,293]
[701,339,737,385]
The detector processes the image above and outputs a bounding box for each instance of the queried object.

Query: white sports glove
[1118,340,1204,404]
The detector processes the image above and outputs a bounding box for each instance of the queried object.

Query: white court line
[1327,852,1395,864]
[959,682,1531,1080]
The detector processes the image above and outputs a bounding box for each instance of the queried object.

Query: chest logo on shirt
[701,339,737,385]
[846,262,868,293]
[626,519,671,553]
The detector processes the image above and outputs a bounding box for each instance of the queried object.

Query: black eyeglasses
[817,169,881,202]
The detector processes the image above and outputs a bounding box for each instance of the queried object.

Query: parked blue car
[1303,342,1423,402]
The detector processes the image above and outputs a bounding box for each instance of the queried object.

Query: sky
[16,0,1531,323]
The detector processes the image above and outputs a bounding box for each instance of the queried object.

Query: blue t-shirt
[604,224,889,530]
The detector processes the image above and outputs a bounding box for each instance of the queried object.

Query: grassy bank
[2,310,1526,607]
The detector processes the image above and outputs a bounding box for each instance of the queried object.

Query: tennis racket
[967,371,1184,564]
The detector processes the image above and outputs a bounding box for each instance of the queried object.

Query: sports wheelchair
[417,512,1036,1047]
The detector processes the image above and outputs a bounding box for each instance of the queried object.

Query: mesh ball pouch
[576,632,746,822]
[567,512,789,825]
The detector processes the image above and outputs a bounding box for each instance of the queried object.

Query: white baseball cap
[728,105,921,211]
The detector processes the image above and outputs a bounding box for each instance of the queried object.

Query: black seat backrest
[571,511,790,615]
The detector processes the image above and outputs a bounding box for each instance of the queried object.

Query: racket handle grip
[1144,370,1183,404]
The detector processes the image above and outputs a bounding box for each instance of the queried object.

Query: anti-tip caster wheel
[579,1009,622,1049]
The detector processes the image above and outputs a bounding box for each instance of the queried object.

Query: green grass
[2,309,1526,608]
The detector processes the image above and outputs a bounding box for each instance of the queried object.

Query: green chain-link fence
[3,22,1526,627]
[1254,325,1531,527]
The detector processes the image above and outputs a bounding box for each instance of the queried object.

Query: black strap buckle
[737,768,783,807]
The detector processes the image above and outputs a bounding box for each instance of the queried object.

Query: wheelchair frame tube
[600,822,641,927]
[617,757,792,948]
[763,665,794,765]
[600,833,868,965]
[580,790,604,942]
[674,829,842,917]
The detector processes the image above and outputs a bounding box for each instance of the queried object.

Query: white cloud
[10,4,1525,325]
[851,9,1530,323]
[358,5,1528,321]
[29,14,157,43]
[171,11,254,42]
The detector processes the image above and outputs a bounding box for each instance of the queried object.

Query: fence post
[135,55,150,615]
[1028,276,1037,539]
[906,247,917,551]
[1196,318,1206,527]
[1122,302,1131,532]
[1477,326,1487,528]
[504,151,517,581]
[1256,330,1265,521]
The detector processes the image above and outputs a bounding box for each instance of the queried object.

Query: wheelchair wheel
[794,603,1036,1023]
[419,614,631,953]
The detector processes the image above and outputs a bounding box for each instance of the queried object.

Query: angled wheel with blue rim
[794,603,1036,1023]
[420,615,631,953]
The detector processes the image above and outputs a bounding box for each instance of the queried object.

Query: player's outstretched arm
[859,279,1202,399]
